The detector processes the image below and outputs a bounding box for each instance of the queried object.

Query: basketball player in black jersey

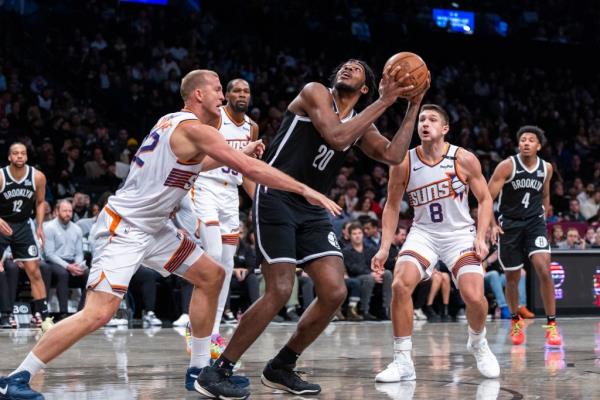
[0,143,52,331]
[488,126,562,348]
[198,60,429,398]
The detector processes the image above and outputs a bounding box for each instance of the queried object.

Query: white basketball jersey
[197,106,255,187]
[405,144,474,233]
[107,111,203,233]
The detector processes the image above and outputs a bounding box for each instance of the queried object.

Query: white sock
[189,336,211,369]
[10,352,46,381]
[393,336,412,362]
[468,326,486,344]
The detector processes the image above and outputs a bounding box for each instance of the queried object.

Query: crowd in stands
[1,0,599,326]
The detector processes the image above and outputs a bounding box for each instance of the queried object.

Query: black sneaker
[423,305,441,322]
[362,312,378,321]
[195,365,250,399]
[0,314,11,329]
[261,359,321,395]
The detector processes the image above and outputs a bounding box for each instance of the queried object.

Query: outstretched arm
[487,159,512,243]
[458,149,492,260]
[186,124,341,215]
[371,158,409,273]
[358,75,429,165]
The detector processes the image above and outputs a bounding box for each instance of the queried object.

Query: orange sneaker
[510,317,525,345]
[544,321,562,348]
[518,305,535,319]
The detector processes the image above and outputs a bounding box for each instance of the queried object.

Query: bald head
[180,69,219,102]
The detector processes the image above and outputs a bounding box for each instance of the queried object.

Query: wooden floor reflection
[1,318,599,399]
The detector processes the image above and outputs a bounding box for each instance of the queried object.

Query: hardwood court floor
[1,318,599,399]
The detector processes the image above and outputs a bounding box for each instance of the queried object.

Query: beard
[334,80,359,94]
[232,101,248,113]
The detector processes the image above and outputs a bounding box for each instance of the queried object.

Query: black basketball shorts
[0,220,40,261]
[497,215,550,271]
[253,186,343,266]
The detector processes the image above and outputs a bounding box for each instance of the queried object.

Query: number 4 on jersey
[521,192,530,209]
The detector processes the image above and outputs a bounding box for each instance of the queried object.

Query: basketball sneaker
[40,317,54,334]
[210,334,226,360]
[467,337,500,378]
[142,311,162,327]
[375,358,416,382]
[195,366,250,400]
[544,321,562,348]
[0,371,44,400]
[261,359,321,395]
[185,366,250,391]
[172,313,189,327]
[510,317,525,345]
[30,313,42,328]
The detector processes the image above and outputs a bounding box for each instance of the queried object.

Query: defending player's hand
[0,218,13,236]
[243,139,265,159]
[301,186,342,216]
[474,237,489,261]
[408,71,430,104]
[371,248,388,274]
[490,223,504,245]
[378,66,415,106]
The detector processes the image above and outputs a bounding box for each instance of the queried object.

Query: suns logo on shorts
[28,245,38,257]
[535,236,548,248]
[328,232,340,250]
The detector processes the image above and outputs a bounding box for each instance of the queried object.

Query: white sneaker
[106,318,119,327]
[467,338,500,378]
[375,381,417,400]
[172,313,189,327]
[413,308,427,321]
[143,311,162,326]
[375,359,416,382]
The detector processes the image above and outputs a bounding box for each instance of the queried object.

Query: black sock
[511,313,520,322]
[547,315,556,324]
[272,346,300,368]
[442,305,449,315]
[214,355,235,372]
[31,299,49,319]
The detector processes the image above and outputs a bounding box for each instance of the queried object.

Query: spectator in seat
[557,227,586,249]
[565,199,586,222]
[342,222,391,320]
[41,200,88,319]
[0,256,19,328]
[129,266,163,327]
[384,226,407,272]
[581,189,600,221]
[72,192,91,222]
[550,224,565,248]
[362,218,382,248]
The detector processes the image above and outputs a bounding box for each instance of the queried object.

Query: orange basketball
[384,52,429,98]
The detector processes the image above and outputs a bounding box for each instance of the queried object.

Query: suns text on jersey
[408,179,453,207]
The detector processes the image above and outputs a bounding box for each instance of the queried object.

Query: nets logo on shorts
[535,236,548,248]
[27,245,38,257]
[328,232,340,250]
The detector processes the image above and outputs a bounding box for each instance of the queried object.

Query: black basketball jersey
[263,99,356,196]
[0,165,37,223]
[498,155,547,220]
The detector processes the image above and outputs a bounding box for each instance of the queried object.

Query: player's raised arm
[358,81,429,165]
[185,123,341,216]
[372,158,409,273]
[294,64,413,151]
[457,149,492,260]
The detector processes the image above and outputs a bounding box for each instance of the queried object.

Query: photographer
[557,227,586,250]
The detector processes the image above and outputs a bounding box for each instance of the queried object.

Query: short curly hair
[516,125,546,145]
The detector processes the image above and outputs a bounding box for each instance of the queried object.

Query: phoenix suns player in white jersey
[190,79,258,347]
[372,104,500,382]
[0,70,340,400]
